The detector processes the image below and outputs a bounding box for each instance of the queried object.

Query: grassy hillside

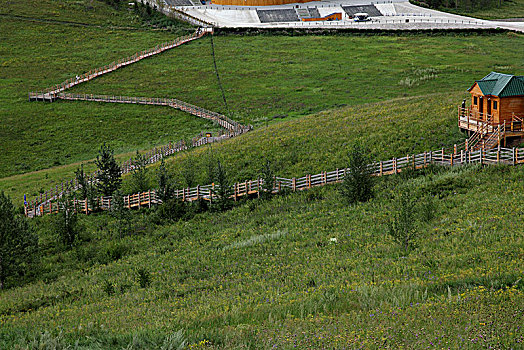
[0,1,198,178]
[0,92,466,204]
[2,17,524,178]
[71,33,524,127]
[0,162,522,348]
[419,0,524,20]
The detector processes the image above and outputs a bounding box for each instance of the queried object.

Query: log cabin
[458,72,524,149]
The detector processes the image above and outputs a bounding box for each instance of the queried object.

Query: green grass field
[437,0,524,20]
[1,163,523,348]
[0,1,199,178]
[1,0,523,348]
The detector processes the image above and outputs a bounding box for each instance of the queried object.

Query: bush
[0,191,38,289]
[386,187,438,253]
[137,268,151,288]
[340,143,374,204]
[54,196,80,249]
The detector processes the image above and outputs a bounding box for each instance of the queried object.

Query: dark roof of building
[469,72,524,97]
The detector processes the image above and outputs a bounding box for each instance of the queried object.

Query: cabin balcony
[458,106,496,134]
[458,107,524,135]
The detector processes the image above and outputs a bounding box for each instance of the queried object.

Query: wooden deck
[458,107,524,151]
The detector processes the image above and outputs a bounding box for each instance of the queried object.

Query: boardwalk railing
[57,93,249,132]
[28,29,207,101]
[24,124,251,212]
[25,146,524,218]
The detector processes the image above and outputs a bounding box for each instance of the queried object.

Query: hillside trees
[54,196,80,249]
[0,192,38,289]
[130,150,150,194]
[340,143,374,204]
[95,143,122,196]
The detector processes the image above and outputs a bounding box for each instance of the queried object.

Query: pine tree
[130,150,149,194]
[157,158,174,202]
[95,143,122,196]
[0,192,38,289]
[211,160,231,211]
[340,143,374,204]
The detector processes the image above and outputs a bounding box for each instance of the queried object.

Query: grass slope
[0,163,522,348]
[70,33,524,127]
[435,0,524,20]
[0,1,199,178]
[1,92,466,204]
[2,18,524,179]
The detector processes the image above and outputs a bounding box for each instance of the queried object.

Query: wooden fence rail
[24,124,251,211]
[28,29,209,101]
[57,92,249,132]
[25,146,524,218]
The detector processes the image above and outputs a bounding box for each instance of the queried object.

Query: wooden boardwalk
[25,145,524,218]
[28,29,211,102]
[57,93,247,132]
[25,27,253,212]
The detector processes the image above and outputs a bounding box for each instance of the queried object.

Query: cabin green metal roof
[469,72,524,97]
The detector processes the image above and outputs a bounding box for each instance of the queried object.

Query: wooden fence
[28,29,208,101]
[24,124,251,212]
[25,146,524,218]
[57,92,249,132]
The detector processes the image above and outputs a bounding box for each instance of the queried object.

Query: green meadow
[1,0,523,348]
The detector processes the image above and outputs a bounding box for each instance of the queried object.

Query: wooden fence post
[393,158,397,174]
[512,147,516,166]
[196,185,200,200]
[85,200,88,215]
[380,161,383,176]
[148,190,152,208]
[480,149,483,165]
[292,178,296,191]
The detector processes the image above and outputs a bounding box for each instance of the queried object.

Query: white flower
[329,237,338,243]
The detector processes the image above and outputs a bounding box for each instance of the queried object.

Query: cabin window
[493,101,498,110]
[474,96,478,105]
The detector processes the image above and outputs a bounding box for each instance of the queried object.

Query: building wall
[469,84,497,121]
[500,96,524,122]
[213,0,310,5]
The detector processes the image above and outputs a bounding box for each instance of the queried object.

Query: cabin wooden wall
[500,96,524,122]
[469,84,499,121]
